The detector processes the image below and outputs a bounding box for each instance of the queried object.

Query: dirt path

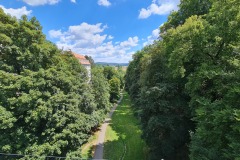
[93,95,123,160]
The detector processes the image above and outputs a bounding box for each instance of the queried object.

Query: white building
[72,53,91,80]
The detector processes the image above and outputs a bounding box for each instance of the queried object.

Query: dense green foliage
[0,9,116,159]
[103,66,124,102]
[125,39,193,160]
[125,0,240,159]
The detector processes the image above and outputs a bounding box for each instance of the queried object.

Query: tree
[160,0,211,33]
[85,55,95,67]
[0,10,110,159]
[116,66,125,89]
[109,77,121,102]
[102,66,123,102]
[126,42,193,159]
[126,0,240,159]
[0,10,58,74]
[91,66,111,112]
[162,0,240,159]
[125,50,144,106]
[103,66,117,80]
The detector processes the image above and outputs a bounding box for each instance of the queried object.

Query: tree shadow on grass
[102,92,148,160]
[103,122,149,160]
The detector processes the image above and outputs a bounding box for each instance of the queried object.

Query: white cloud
[49,22,139,63]
[22,0,60,6]
[49,30,63,38]
[0,5,32,19]
[71,0,76,3]
[139,0,180,19]
[96,51,135,63]
[108,35,114,40]
[98,0,111,7]
[120,37,139,48]
[143,27,160,46]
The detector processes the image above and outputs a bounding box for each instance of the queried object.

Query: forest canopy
[0,9,124,159]
[125,0,240,159]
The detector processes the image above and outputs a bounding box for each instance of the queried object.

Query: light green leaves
[0,106,16,129]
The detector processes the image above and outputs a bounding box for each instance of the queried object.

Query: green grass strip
[103,92,148,160]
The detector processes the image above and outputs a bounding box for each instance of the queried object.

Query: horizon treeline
[0,9,124,159]
[125,0,240,159]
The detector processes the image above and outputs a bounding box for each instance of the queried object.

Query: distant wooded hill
[96,62,129,66]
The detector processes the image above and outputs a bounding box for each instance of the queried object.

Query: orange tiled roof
[73,53,86,59]
[72,53,91,65]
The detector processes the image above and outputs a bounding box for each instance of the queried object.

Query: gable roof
[72,52,91,65]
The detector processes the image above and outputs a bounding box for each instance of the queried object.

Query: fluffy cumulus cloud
[0,5,32,19]
[22,0,60,6]
[98,0,111,7]
[143,27,160,46]
[49,22,139,62]
[139,0,180,19]
[120,37,139,48]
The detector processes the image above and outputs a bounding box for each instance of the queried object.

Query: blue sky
[0,0,180,63]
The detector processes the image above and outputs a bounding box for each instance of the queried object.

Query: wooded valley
[1,0,240,159]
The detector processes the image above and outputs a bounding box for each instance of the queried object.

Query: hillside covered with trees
[125,0,240,159]
[0,9,124,159]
